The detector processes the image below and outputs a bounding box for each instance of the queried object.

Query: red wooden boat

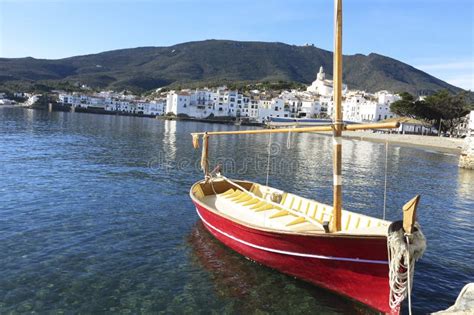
[190,179,393,312]
[189,1,426,313]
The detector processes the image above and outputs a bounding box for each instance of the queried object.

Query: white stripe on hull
[195,207,388,265]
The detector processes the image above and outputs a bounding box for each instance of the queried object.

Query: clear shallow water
[0,107,472,314]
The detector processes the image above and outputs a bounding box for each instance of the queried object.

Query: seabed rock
[459,135,474,170]
[432,283,474,315]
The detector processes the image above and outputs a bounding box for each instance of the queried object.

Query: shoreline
[5,106,464,154]
[19,104,264,127]
[316,131,464,154]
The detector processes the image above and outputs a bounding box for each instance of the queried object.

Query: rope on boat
[286,127,293,149]
[387,222,426,314]
[265,133,273,187]
[201,133,209,177]
[383,141,389,220]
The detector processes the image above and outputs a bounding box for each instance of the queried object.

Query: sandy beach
[317,131,465,154]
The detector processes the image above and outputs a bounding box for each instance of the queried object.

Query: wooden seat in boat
[193,180,389,235]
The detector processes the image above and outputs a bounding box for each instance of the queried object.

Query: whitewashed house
[299,99,321,117]
[241,95,259,120]
[384,117,434,135]
[257,98,287,122]
[191,89,214,115]
[337,90,399,122]
[166,91,190,115]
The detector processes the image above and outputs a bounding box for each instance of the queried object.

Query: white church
[306,66,348,97]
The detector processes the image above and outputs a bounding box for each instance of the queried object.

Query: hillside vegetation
[0,40,465,95]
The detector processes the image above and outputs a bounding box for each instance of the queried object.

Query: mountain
[0,40,465,95]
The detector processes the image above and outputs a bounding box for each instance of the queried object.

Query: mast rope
[387,224,426,313]
[286,126,293,149]
[265,132,273,186]
[383,141,389,220]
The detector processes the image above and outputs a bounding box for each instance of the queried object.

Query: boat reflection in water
[187,222,378,314]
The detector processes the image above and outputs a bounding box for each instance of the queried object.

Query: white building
[257,98,288,122]
[336,90,399,122]
[299,99,321,117]
[24,95,40,106]
[240,95,259,119]
[166,91,190,115]
[190,89,214,116]
[386,117,434,135]
[307,66,347,97]
[58,92,165,116]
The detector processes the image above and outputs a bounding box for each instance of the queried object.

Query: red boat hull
[193,201,398,314]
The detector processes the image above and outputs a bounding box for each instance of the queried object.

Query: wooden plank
[270,210,291,219]
[242,198,260,206]
[254,205,275,212]
[220,176,323,228]
[287,217,307,226]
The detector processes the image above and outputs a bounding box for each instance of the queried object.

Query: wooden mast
[331,0,343,232]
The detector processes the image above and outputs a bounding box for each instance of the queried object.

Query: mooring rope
[387,224,426,313]
[406,235,413,315]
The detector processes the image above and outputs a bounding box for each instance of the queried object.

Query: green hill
[0,40,465,95]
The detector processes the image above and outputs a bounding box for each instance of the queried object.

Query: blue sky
[0,0,473,90]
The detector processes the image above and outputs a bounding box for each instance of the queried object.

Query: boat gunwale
[190,179,388,240]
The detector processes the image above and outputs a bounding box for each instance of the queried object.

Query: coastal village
[2,66,473,169]
[64,67,402,125]
[3,67,401,124]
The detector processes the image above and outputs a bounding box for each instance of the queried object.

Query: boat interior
[192,178,390,236]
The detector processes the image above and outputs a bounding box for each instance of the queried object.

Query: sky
[0,0,473,90]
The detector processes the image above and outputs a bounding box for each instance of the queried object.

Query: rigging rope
[287,127,293,149]
[387,223,426,314]
[265,132,273,186]
[383,141,389,220]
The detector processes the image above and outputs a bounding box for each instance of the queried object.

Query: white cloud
[416,61,474,71]
[445,75,474,91]
[415,59,474,90]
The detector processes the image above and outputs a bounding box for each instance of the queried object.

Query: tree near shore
[390,92,423,118]
[390,90,471,134]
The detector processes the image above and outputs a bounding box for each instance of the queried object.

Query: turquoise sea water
[0,107,472,314]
